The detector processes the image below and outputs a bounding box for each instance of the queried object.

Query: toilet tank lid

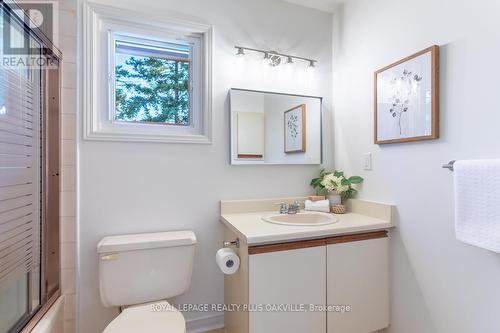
[97,231,197,253]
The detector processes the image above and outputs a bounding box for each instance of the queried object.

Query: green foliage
[310,169,327,195]
[333,170,344,178]
[310,169,364,200]
[115,56,190,124]
[348,176,364,184]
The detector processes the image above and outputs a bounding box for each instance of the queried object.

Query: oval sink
[262,212,338,226]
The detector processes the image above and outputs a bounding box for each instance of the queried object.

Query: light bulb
[262,52,271,65]
[307,60,316,72]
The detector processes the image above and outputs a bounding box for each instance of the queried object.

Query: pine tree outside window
[114,37,192,126]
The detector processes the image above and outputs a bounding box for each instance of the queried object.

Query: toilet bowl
[103,301,185,333]
[97,231,197,332]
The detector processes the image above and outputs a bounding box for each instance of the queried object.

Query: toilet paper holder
[223,238,240,248]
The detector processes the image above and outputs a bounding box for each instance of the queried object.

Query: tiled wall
[56,0,77,332]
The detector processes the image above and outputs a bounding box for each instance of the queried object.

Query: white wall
[231,90,265,114]
[332,0,500,332]
[77,0,333,332]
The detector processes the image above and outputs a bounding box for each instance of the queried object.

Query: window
[83,3,212,143]
[114,36,192,126]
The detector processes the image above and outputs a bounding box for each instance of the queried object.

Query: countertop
[220,198,395,245]
[221,211,393,245]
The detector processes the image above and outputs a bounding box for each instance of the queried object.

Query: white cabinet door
[327,236,389,333]
[249,246,326,333]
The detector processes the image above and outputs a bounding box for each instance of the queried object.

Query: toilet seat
[103,301,185,333]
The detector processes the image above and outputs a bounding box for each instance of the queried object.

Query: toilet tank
[97,230,196,307]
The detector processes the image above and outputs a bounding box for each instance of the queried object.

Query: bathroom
[1,0,500,332]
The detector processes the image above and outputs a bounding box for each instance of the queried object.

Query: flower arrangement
[310,169,364,200]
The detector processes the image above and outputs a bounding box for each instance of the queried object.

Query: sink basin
[262,212,338,226]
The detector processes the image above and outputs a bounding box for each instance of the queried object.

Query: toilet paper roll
[216,248,240,275]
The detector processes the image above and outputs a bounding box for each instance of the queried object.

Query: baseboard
[185,313,224,333]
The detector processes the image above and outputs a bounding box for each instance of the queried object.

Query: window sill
[84,129,212,144]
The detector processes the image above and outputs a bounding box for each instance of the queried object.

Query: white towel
[454,159,500,253]
[304,199,330,213]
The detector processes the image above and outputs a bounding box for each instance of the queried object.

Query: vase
[327,192,341,206]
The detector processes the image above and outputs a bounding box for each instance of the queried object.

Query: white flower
[336,184,350,194]
[320,175,335,192]
[334,176,350,194]
[321,174,347,193]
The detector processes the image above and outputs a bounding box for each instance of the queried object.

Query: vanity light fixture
[235,45,317,70]
[236,47,245,56]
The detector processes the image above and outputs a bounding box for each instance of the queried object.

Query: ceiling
[281,0,346,13]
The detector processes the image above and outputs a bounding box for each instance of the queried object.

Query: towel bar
[442,160,456,171]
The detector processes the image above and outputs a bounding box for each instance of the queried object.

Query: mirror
[230,89,322,165]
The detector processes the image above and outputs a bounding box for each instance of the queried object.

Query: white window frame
[83,2,213,143]
[110,33,195,127]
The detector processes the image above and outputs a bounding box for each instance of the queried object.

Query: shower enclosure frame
[0,1,63,332]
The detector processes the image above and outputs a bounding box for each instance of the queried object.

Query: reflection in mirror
[230,89,322,165]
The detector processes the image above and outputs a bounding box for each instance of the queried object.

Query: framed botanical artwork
[374,45,440,144]
[284,104,306,153]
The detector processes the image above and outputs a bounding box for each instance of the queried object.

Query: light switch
[363,153,372,170]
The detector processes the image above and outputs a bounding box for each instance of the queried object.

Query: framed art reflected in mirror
[284,104,306,153]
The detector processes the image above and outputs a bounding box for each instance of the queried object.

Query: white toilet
[97,230,197,333]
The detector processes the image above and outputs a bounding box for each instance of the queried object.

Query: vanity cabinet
[224,229,389,333]
[326,233,389,333]
[249,245,326,333]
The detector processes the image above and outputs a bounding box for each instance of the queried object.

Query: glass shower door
[0,4,44,333]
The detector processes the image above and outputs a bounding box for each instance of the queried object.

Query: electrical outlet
[363,153,372,170]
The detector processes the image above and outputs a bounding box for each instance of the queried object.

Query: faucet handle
[274,202,288,214]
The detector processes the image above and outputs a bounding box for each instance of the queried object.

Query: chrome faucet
[287,201,301,214]
[277,202,289,214]
[276,201,301,214]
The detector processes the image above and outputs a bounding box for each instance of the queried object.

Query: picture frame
[284,104,306,153]
[374,45,439,144]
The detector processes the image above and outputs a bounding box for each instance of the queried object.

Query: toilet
[97,230,197,333]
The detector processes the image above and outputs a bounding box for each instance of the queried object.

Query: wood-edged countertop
[220,198,395,246]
